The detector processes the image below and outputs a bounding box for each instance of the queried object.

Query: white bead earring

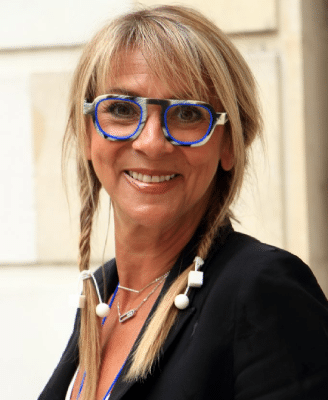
[174,256,204,310]
[77,270,110,318]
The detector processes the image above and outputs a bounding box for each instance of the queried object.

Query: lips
[127,170,177,183]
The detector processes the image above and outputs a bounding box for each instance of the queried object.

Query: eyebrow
[105,88,141,97]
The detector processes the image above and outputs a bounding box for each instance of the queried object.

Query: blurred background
[0,0,327,398]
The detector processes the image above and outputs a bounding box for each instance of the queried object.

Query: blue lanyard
[76,284,122,400]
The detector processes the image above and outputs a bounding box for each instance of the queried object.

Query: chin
[122,204,183,229]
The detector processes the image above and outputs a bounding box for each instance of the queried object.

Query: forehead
[99,50,206,100]
[113,51,149,76]
[108,51,157,94]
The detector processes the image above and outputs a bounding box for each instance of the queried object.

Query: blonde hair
[63,5,262,398]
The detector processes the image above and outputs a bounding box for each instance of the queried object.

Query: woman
[39,5,328,400]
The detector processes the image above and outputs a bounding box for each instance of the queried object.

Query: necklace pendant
[119,309,136,323]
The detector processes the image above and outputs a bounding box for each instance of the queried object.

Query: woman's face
[86,51,233,231]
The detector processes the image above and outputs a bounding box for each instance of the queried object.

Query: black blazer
[38,226,328,399]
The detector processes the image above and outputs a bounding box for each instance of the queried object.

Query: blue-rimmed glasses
[83,94,228,147]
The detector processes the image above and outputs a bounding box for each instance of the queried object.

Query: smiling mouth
[127,171,178,183]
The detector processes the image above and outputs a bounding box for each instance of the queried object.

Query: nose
[131,107,174,158]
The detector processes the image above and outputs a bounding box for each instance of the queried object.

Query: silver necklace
[117,273,169,323]
[118,271,169,294]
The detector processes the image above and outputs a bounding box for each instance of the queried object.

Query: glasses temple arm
[215,112,228,126]
[83,100,94,115]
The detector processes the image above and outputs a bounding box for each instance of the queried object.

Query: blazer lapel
[110,306,196,400]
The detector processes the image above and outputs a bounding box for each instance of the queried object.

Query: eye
[106,101,139,119]
[97,99,140,122]
[170,105,205,124]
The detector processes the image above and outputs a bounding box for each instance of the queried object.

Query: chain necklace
[117,272,169,323]
[118,271,169,293]
[75,271,170,398]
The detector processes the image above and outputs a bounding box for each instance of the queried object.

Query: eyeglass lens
[95,98,213,143]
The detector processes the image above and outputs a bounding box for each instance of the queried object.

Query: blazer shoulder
[209,230,328,307]
[222,234,328,398]
[216,231,314,279]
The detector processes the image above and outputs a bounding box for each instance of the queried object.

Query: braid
[78,162,102,400]
[126,196,230,381]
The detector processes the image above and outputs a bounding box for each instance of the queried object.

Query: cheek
[182,135,223,202]
[90,139,108,172]
[88,133,117,182]
[183,138,221,178]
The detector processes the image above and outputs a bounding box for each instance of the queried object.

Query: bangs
[92,13,211,102]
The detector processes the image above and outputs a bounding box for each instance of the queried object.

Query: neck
[113,210,204,290]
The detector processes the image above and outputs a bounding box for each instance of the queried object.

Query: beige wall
[301,0,328,292]
[31,71,115,264]
[0,0,132,268]
[135,0,278,32]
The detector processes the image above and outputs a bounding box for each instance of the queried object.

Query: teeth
[128,171,176,183]
[143,175,152,183]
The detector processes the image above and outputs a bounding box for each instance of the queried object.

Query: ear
[220,135,234,171]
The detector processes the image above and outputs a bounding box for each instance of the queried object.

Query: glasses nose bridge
[146,98,169,107]
[146,98,168,116]
[142,98,168,135]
